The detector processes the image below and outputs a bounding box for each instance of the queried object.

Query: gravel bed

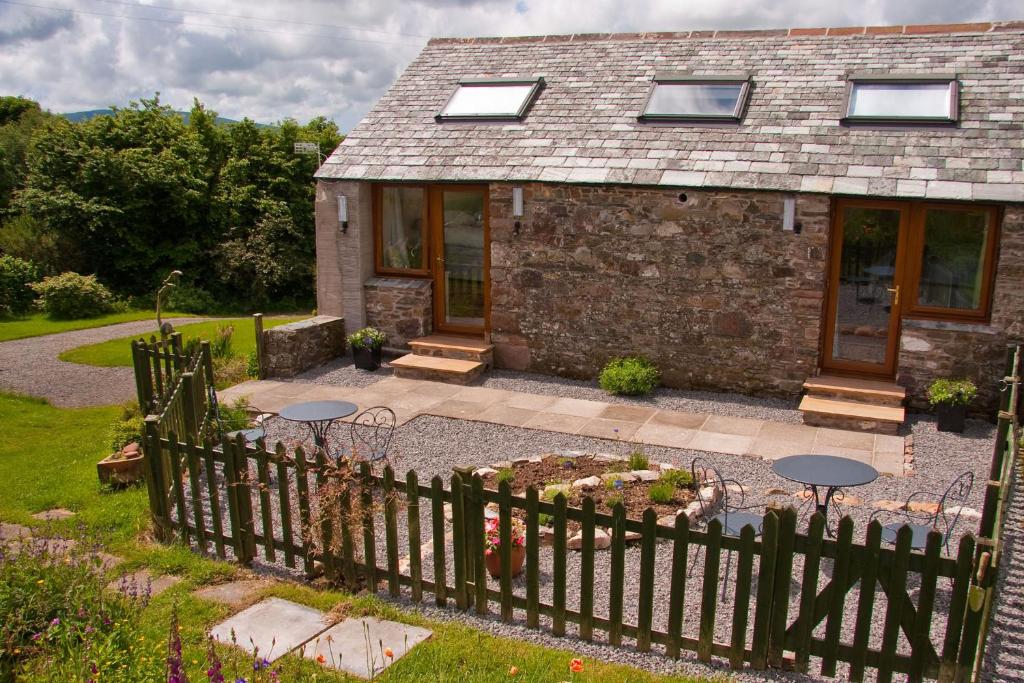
[0,317,203,407]
[293,356,395,388]
[177,408,996,682]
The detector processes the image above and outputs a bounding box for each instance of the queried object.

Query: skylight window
[437,78,544,121]
[640,73,751,121]
[845,74,958,123]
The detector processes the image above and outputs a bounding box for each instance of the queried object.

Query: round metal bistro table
[277,400,358,451]
[771,454,879,536]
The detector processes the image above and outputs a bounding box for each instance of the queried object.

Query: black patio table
[277,400,358,451]
[771,454,879,536]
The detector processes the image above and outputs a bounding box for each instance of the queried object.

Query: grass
[0,391,710,681]
[0,310,189,343]
[58,316,304,367]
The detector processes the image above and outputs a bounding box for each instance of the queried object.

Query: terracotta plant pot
[936,404,967,433]
[352,345,382,371]
[97,449,145,486]
[484,545,526,578]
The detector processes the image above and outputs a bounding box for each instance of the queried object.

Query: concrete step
[390,353,485,385]
[409,335,493,368]
[803,374,906,407]
[799,395,905,435]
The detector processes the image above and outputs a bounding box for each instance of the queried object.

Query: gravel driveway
[0,318,201,407]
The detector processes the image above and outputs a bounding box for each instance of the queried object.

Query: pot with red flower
[483,516,527,578]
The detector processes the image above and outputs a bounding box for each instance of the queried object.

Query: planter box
[97,451,145,486]
[936,404,967,433]
[353,345,383,371]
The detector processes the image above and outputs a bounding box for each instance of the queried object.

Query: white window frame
[843,73,959,124]
[436,77,544,121]
[638,72,751,122]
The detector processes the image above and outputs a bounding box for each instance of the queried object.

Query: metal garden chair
[869,470,974,554]
[207,385,275,446]
[349,406,397,465]
[688,457,764,600]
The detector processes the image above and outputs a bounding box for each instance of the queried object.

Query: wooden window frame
[902,202,1000,324]
[638,72,751,123]
[373,184,431,278]
[841,73,959,125]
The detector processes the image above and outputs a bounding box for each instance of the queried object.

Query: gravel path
[172,400,995,682]
[980,455,1024,681]
[0,317,201,407]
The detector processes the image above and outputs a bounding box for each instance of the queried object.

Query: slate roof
[317,21,1024,202]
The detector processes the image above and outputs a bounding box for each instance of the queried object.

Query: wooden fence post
[253,313,266,380]
[181,372,198,440]
[143,416,169,541]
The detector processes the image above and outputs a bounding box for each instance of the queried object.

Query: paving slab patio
[302,616,432,678]
[209,597,329,663]
[219,377,908,475]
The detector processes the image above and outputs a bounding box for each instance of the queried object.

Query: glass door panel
[827,204,904,372]
[436,189,486,332]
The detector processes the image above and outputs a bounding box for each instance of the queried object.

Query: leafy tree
[0,96,48,212]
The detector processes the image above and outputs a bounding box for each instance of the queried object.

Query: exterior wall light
[782,195,800,234]
[512,186,524,235]
[337,195,349,233]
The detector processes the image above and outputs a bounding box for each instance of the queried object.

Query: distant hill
[62,109,271,127]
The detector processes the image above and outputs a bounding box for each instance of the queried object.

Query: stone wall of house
[364,277,432,348]
[897,205,1024,414]
[487,183,832,398]
[315,180,373,328]
[262,315,346,378]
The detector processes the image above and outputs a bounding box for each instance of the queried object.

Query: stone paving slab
[0,522,30,540]
[219,378,908,475]
[193,580,269,608]
[31,508,76,521]
[108,569,181,597]
[210,597,329,663]
[302,616,432,679]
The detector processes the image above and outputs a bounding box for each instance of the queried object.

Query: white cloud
[0,0,1018,130]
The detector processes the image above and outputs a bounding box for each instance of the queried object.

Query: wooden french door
[822,199,910,378]
[428,185,489,336]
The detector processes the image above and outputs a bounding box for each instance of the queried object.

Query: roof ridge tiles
[426,20,1024,46]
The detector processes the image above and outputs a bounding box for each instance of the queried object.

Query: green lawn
[0,310,189,343]
[58,316,304,367]
[0,390,710,682]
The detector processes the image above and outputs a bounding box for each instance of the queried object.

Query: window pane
[441,84,535,117]
[645,83,743,117]
[848,82,953,119]
[916,209,990,311]
[380,187,425,270]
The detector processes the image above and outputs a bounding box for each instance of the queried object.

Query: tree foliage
[6,95,341,310]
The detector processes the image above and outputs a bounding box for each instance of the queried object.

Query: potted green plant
[483,516,527,578]
[97,405,146,486]
[347,327,387,371]
[927,378,977,433]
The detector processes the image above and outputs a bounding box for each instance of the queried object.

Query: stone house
[314,20,1024,427]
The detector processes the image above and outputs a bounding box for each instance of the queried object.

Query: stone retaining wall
[262,315,346,378]
[364,277,432,349]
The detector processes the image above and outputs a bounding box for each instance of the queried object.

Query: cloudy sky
[0,0,1019,131]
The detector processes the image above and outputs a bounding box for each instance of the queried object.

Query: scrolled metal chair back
[690,457,731,521]
[937,470,974,548]
[349,406,397,463]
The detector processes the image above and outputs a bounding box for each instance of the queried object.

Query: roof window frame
[638,72,752,123]
[842,73,960,125]
[435,77,545,122]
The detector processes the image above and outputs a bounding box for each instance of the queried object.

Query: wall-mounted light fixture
[782,195,800,234]
[337,195,349,234]
[512,186,524,235]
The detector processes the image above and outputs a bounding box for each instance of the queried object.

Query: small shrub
[212,354,247,391]
[347,326,386,351]
[0,254,40,316]
[648,481,675,504]
[246,350,260,378]
[598,356,660,396]
[209,323,234,359]
[208,396,251,440]
[106,402,143,453]
[542,484,566,502]
[606,493,624,509]
[30,272,117,319]
[538,512,553,527]
[627,449,649,470]
[659,468,693,489]
[163,283,216,313]
[604,477,623,491]
[496,467,515,485]
[927,378,978,407]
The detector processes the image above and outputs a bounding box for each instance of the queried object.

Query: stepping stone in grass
[0,522,30,541]
[210,597,328,663]
[31,509,75,521]
[303,616,432,679]
[107,569,181,598]
[193,580,269,608]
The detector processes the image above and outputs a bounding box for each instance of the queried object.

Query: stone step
[409,335,493,368]
[799,395,905,435]
[803,374,906,407]
[390,353,485,385]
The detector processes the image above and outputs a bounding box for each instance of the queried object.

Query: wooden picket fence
[139,343,1022,681]
[132,335,214,440]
